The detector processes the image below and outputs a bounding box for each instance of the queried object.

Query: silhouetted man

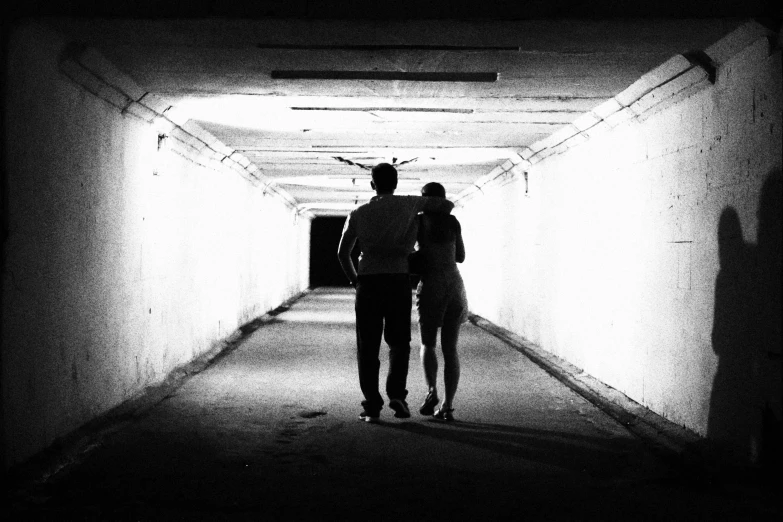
[338,163,454,422]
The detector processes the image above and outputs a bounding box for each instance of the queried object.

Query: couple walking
[337,163,468,423]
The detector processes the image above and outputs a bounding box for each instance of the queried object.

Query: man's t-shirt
[341,195,453,275]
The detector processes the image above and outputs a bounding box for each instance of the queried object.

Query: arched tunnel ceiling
[49,17,745,216]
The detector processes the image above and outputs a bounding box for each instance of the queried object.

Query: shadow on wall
[708,169,781,474]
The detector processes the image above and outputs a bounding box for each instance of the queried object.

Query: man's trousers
[354,274,412,413]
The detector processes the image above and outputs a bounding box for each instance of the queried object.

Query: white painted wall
[2,22,311,467]
[458,29,781,463]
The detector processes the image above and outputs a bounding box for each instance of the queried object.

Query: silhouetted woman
[415,182,468,421]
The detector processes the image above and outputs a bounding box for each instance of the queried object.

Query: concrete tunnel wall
[2,22,311,468]
[456,23,782,464]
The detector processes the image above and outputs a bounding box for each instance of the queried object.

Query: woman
[415,182,468,421]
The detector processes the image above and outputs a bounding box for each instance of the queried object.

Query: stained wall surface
[458,27,781,463]
[2,23,311,467]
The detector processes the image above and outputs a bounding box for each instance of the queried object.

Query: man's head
[370,163,398,194]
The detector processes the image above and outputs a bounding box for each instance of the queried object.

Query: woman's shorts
[416,271,468,327]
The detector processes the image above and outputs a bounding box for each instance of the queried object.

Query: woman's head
[419,182,454,243]
[421,182,446,198]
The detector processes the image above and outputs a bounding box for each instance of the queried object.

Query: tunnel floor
[8,288,779,521]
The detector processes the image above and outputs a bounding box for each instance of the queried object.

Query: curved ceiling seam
[57,38,305,215]
[454,20,772,205]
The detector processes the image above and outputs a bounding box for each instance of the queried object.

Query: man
[338,163,454,423]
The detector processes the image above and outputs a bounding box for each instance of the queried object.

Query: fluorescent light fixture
[328,175,422,180]
[276,176,422,188]
[271,71,498,82]
[290,107,474,113]
[299,202,363,211]
[299,192,433,212]
[258,44,520,52]
[173,96,375,130]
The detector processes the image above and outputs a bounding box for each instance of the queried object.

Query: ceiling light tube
[271,71,498,82]
[290,107,474,113]
[258,44,520,52]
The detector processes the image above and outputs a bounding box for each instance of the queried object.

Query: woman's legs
[419,322,439,395]
[439,321,461,410]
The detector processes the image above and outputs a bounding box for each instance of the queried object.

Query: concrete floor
[6,288,780,521]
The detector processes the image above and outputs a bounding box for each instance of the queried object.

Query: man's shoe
[419,391,439,416]
[359,411,380,423]
[389,399,411,418]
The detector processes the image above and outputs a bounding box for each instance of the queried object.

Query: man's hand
[421,196,454,214]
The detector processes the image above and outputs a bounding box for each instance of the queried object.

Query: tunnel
[2,1,782,519]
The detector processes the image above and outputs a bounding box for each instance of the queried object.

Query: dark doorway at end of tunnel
[310,217,358,287]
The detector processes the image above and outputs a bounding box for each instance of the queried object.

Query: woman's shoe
[419,391,439,416]
[433,407,454,422]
